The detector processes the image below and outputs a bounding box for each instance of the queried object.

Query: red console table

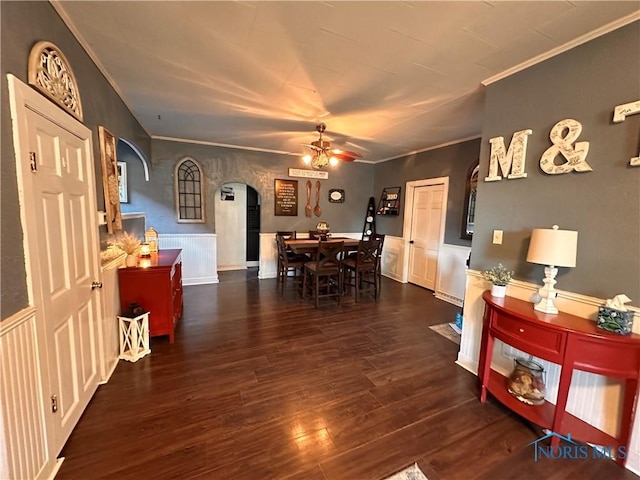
[479,291,640,467]
[118,249,183,343]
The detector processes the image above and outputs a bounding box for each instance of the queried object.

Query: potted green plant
[482,263,513,297]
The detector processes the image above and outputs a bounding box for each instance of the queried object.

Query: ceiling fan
[302,123,362,169]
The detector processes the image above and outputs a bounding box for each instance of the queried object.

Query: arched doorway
[215,183,261,274]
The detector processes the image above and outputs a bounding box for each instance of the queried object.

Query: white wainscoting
[159,234,218,285]
[457,271,640,474]
[435,244,471,307]
[0,307,53,480]
[258,233,278,280]
[380,235,405,282]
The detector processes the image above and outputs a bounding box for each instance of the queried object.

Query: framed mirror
[461,161,479,239]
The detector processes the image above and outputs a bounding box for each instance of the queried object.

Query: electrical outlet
[493,230,503,245]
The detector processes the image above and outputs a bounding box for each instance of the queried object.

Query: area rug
[428,322,461,345]
[383,463,428,480]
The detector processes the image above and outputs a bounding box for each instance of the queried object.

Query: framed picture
[99,126,123,233]
[221,185,235,201]
[328,189,345,203]
[117,162,128,203]
[274,179,298,216]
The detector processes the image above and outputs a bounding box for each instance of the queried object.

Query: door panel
[26,106,100,451]
[408,184,444,290]
[53,318,78,422]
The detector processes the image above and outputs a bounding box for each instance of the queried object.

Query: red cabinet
[479,291,640,467]
[118,249,183,343]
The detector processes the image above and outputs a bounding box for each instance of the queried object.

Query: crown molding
[482,11,640,86]
[375,135,481,163]
[50,0,151,138]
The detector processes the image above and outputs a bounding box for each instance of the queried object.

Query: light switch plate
[493,230,503,245]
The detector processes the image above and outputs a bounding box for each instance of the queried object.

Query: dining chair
[342,238,382,302]
[303,240,344,307]
[276,231,296,239]
[276,235,307,296]
[275,231,300,284]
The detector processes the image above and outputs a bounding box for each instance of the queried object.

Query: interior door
[407,184,444,290]
[10,76,102,456]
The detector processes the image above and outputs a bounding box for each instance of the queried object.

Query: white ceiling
[54,1,639,162]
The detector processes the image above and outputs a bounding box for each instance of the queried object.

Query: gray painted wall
[373,138,480,246]
[1,1,150,319]
[472,22,640,302]
[121,139,375,235]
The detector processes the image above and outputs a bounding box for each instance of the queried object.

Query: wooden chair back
[276,231,296,240]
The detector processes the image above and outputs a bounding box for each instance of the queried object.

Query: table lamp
[526,225,578,314]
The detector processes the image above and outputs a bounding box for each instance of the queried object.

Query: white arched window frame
[174,157,205,223]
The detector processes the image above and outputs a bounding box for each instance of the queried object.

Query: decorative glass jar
[507,358,546,405]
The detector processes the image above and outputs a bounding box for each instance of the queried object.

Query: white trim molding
[482,11,640,86]
[401,177,449,285]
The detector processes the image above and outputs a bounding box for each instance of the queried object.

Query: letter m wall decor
[485,129,532,182]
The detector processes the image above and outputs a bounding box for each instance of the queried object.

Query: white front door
[407,184,444,290]
[9,75,101,456]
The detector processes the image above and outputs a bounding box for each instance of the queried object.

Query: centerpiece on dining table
[316,221,330,240]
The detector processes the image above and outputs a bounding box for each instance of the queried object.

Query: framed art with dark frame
[274,179,298,216]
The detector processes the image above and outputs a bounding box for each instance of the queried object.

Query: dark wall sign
[274,179,298,216]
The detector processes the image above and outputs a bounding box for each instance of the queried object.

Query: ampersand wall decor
[540,119,592,175]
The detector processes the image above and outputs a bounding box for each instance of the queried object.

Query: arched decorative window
[461,161,479,239]
[174,157,204,223]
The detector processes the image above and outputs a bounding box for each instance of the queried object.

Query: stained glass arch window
[174,157,205,223]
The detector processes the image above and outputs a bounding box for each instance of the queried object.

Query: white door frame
[8,73,103,471]
[401,177,449,284]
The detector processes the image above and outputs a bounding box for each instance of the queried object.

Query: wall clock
[328,189,345,203]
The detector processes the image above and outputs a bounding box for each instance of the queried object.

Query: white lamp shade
[526,226,578,268]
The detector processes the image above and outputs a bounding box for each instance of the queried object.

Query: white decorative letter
[540,119,592,175]
[612,100,640,167]
[485,129,532,182]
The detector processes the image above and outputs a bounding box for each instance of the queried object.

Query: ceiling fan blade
[332,152,357,162]
[339,150,362,159]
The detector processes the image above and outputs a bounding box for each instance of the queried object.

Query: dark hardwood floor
[57,272,637,480]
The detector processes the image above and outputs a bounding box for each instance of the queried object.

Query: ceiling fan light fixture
[301,123,362,169]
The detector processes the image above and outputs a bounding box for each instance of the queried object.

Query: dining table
[285,237,360,255]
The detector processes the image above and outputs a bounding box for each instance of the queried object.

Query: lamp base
[534,295,559,314]
[534,265,560,315]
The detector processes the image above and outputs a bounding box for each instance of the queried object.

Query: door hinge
[29,152,37,172]
[51,394,58,413]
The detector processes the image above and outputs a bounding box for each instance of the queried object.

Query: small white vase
[125,254,138,267]
[491,284,507,298]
